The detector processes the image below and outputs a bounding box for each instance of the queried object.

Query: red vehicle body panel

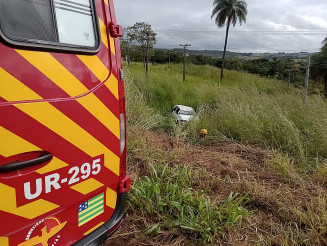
[0,0,128,245]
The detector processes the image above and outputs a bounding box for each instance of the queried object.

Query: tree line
[121,22,326,93]
[311,37,327,96]
[121,39,307,86]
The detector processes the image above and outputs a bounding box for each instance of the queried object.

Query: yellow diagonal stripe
[98,18,109,49]
[77,54,118,99]
[106,187,117,209]
[0,237,9,246]
[0,68,120,175]
[77,55,109,82]
[16,52,88,96]
[15,101,120,174]
[0,183,59,219]
[0,126,41,156]
[103,0,108,6]
[77,94,119,138]
[91,19,118,98]
[109,33,116,55]
[36,158,68,174]
[15,50,120,139]
[70,178,104,195]
[83,222,105,235]
[98,18,115,55]
[97,19,118,98]
[105,74,119,99]
[0,126,68,174]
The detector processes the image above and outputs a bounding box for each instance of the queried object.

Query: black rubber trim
[72,192,128,246]
[0,152,53,173]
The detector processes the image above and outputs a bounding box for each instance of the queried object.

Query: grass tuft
[129,163,249,243]
[265,152,303,184]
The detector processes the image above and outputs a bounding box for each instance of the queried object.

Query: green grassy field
[126,62,327,173]
[113,62,327,245]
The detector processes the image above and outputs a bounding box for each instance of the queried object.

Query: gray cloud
[113,0,327,53]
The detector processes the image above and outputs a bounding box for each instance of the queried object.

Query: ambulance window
[54,0,96,47]
[0,0,99,52]
[0,0,57,42]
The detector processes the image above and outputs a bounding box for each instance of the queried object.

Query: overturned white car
[172,105,195,123]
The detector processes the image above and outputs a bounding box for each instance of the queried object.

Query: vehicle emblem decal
[18,217,67,246]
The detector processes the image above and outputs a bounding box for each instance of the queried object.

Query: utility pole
[127,39,131,67]
[168,50,171,65]
[303,54,311,105]
[146,33,150,77]
[168,50,171,72]
[179,44,191,82]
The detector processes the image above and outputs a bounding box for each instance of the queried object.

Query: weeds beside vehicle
[129,163,249,243]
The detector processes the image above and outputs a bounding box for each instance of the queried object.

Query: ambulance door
[0,0,121,245]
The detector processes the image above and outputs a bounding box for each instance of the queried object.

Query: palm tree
[211,0,247,81]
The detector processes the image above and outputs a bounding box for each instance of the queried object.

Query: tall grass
[125,62,327,170]
[129,163,249,243]
[124,69,164,130]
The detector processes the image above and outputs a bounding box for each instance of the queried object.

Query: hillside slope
[106,63,327,245]
[108,129,327,245]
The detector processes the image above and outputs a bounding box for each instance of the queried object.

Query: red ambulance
[0,0,130,245]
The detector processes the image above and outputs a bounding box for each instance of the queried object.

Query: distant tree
[129,46,144,63]
[225,58,243,71]
[126,22,157,75]
[152,50,168,64]
[311,38,327,97]
[268,57,278,77]
[211,0,247,81]
[289,63,301,86]
[170,51,184,64]
[241,57,305,84]
[120,28,133,66]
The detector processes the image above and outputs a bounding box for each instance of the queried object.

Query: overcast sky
[113,0,327,53]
